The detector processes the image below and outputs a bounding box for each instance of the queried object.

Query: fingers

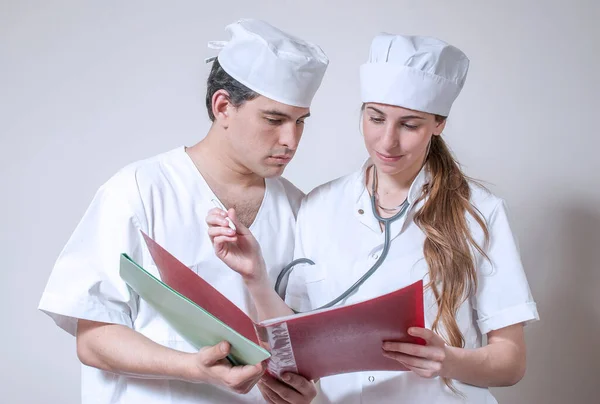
[258,381,286,404]
[200,341,233,366]
[407,327,440,345]
[279,373,316,398]
[206,208,247,237]
[223,363,265,394]
[227,208,250,235]
[382,350,439,371]
[201,341,265,394]
[206,210,232,230]
[382,342,446,362]
[258,373,308,403]
[208,225,237,240]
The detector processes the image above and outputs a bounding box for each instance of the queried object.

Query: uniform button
[372,253,379,260]
[368,376,375,382]
[358,209,364,215]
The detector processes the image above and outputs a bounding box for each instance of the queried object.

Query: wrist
[243,261,269,288]
[441,345,464,379]
[175,351,207,383]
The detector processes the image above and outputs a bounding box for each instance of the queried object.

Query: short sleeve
[38,178,145,336]
[474,199,539,335]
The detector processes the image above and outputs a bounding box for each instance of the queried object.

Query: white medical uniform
[39,146,303,404]
[285,160,539,404]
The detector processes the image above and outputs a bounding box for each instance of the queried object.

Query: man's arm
[76,319,265,394]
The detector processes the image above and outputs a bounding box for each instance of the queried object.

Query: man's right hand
[190,341,265,394]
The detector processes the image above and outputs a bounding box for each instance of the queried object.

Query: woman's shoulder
[302,170,360,208]
[466,179,506,219]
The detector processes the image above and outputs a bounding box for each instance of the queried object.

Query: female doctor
[207,33,539,404]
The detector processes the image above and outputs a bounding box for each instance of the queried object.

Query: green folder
[119,253,271,366]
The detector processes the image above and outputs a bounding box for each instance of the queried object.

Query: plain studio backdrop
[1,1,598,403]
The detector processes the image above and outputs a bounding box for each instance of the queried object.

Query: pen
[211,199,237,232]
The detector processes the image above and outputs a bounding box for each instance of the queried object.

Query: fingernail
[220,342,228,353]
[282,373,291,382]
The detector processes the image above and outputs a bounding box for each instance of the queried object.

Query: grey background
[1,1,599,403]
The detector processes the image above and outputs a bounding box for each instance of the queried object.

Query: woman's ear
[433,118,446,136]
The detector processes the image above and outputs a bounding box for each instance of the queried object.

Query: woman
[207,33,539,403]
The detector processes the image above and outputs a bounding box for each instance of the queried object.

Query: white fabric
[38,146,304,404]
[360,34,469,116]
[207,18,329,108]
[285,159,539,404]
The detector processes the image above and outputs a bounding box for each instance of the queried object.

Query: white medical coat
[285,160,539,404]
[39,147,303,404]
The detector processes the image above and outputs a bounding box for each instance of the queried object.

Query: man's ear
[212,89,232,127]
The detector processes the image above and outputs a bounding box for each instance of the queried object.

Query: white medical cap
[360,34,469,116]
[206,19,329,108]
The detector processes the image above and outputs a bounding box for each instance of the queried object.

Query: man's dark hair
[205,59,259,121]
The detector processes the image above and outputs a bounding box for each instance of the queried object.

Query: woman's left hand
[382,327,455,379]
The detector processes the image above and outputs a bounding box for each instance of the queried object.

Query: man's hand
[191,341,265,394]
[258,372,317,403]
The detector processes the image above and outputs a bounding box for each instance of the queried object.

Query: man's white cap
[206,19,329,108]
[360,34,469,116]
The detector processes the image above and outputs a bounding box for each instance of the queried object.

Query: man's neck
[186,127,263,190]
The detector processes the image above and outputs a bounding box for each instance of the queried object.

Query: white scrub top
[285,160,539,404]
[38,146,303,404]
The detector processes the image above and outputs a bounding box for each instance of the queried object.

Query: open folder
[119,231,425,380]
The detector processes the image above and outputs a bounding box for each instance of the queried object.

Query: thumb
[202,341,231,366]
[228,208,250,235]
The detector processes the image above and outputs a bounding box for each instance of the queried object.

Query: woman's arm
[382,323,526,387]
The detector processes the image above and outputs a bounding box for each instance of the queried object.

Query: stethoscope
[274,165,411,313]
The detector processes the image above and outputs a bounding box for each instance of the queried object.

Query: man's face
[224,95,311,178]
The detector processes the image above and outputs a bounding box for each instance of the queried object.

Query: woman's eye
[369,117,385,124]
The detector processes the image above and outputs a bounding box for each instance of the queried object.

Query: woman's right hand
[206,207,267,285]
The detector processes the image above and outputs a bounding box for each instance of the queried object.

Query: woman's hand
[206,207,267,285]
[382,327,455,379]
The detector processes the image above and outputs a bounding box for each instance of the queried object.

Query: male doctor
[39,18,328,404]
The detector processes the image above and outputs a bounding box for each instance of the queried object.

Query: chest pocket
[285,262,335,312]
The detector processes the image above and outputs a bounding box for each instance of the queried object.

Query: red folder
[141,232,425,380]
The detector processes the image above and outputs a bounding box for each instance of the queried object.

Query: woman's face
[362,103,446,177]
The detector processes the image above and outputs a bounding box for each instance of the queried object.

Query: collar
[353,158,429,207]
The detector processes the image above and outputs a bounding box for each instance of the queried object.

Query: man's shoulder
[272,176,305,217]
[99,147,184,204]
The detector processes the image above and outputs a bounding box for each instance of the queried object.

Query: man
[39,18,328,404]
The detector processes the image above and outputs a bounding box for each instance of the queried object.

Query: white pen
[211,199,237,232]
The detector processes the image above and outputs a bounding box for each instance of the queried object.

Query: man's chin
[260,164,287,178]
